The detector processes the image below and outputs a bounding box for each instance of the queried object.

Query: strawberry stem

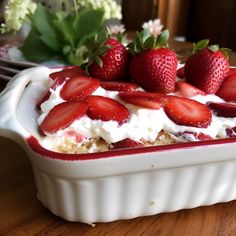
[82,30,111,70]
[128,29,169,55]
[192,39,231,60]
[193,39,209,53]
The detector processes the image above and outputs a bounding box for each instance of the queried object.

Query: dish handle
[0,70,33,145]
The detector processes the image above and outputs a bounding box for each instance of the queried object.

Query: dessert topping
[85,32,129,81]
[39,101,88,135]
[216,74,236,102]
[86,95,129,124]
[100,81,138,92]
[185,39,230,94]
[208,102,236,118]
[226,127,236,137]
[111,138,144,150]
[128,29,178,93]
[175,81,206,98]
[119,91,167,109]
[49,66,86,81]
[37,76,67,108]
[164,96,212,128]
[177,131,213,141]
[60,76,100,101]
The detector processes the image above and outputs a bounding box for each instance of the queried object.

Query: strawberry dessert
[37,32,236,153]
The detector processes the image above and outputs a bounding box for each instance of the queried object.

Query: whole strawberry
[129,30,178,93]
[185,40,230,94]
[85,32,129,81]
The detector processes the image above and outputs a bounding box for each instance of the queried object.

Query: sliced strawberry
[216,74,236,102]
[119,91,167,109]
[111,138,144,150]
[177,66,185,79]
[39,101,88,135]
[177,131,212,141]
[60,76,100,101]
[86,95,129,124]
[36,77,66,108]
[208,102,236,117]
[164,96,212,128]
[37,90,51,109]
[39,67,86,107]
[100,81,138,92]
[175,81,206,98]
[226,126,236,137]
[49,66,86,81]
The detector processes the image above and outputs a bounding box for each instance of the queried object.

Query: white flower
[107,24,125,35]
[142,19,164,37]
[1,0,37,33]
[77,0,122,20]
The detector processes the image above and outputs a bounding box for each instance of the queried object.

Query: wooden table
[1,39,236,236]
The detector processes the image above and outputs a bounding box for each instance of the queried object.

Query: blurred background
[1,0,236,50]
[122,0,236,50]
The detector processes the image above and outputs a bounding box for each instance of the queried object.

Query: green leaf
[193,39,209,53]
[134,32,143,53]
[95,31,109,43]
[139,29,151,42]
[40,34,61,51]
[62,45,72,56]
[98,45,111,56]
[143,36,156,49]
[219,47,231,60]
[156,29,169,47]
[19,28,56,61]
[67,52,86,66]
[32,4,61,52]
[116,33,124,43]
[74,9,105,42]
[208,44,219,52]
[32,4,55,35]
[53,12,75,45]
[95,56,103,68]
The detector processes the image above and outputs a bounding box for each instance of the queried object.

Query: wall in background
[186,0,236,50]
[122,0,157,31]
[122,0,236,50]
[157,0,190,37]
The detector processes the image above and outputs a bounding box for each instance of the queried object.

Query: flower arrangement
[1,0,164,66]
[0,0,122,65]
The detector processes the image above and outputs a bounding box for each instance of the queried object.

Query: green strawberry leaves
[219,47,231,59]
[193,39,209,53]
[156,29,169,47]
[128,29,169,54]
[193,39,231,59]
[82,31,111,71]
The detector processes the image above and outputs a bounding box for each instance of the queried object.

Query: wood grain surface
[1,40,236,236]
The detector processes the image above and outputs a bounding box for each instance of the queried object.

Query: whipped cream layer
[37,74,236,147]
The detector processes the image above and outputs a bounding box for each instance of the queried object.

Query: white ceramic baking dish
[1,66,236,224]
